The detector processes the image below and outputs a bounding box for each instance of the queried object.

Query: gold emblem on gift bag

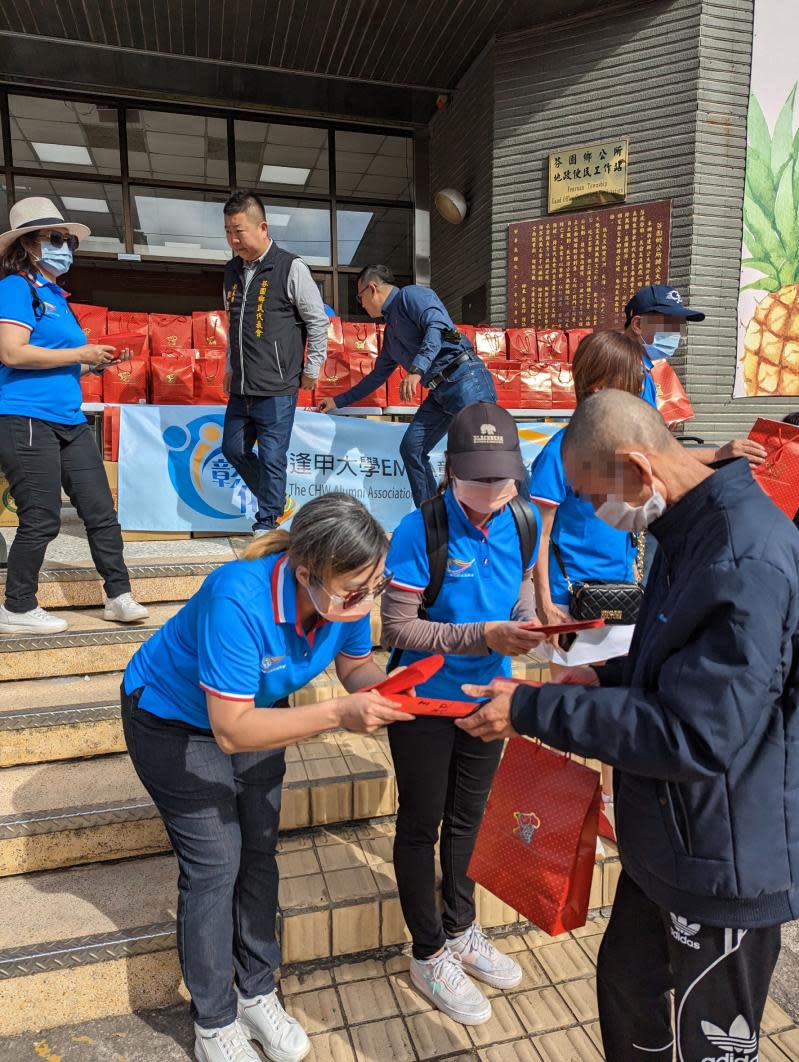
[166,372,177,384]
[118,370,131,383]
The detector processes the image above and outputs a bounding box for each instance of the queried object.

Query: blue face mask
[650,331,682,359]
[38,240,73,278]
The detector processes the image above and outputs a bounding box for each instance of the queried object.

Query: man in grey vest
[222,190,328,532]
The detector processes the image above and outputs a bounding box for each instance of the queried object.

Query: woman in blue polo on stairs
[380,402,546,1026]
[122,493,410,1062]
[0,197,148,634]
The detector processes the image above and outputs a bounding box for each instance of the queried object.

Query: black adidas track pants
[597,870,782,1062]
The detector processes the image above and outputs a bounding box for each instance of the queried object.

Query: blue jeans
[121,687,286,1028]
[400,359,497,506]
[222,393,297,529]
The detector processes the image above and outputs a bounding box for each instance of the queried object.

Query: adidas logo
[700,1014,758,1062]
[669,912,700,949]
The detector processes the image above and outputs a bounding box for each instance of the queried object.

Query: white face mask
[594,455,667,531]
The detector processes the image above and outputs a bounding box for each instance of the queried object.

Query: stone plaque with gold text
[507,201,672,329]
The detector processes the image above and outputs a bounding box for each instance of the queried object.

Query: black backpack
[387,493,538,669]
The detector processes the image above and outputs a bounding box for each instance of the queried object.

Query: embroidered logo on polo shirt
[260,655,287,674]
[446,556,475,577]
[473,423,503,444]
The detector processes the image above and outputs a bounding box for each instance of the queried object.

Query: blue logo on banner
[163,415,249,520]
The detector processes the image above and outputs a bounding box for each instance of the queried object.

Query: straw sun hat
[0,197,91,256]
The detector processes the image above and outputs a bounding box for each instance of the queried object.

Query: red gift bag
[376,322,386,349]
[194,356,228,405]
[80,370,104,403]
[650,360,694,426]
[103,358,149,405]
[475,326,508,361]
[567,328,593,362]
[349,352,386,409]
[192,310,229,350]
[327,316,345,357]
[149,314,193,355]
[103,406,120,461]
[342,321,379,357]
[98,331,149,361]
[315,349,351,403]
[156,346,198,365]
[536,329,569,362]
[749,417,799,518]
[387,366,425,408]
[550,362,577,409]
[107,311,149,337]
[468,738,601,936]
[489,361,522,408]
[506,328,539,362]
[151,358,194,405]
[520,362,553,408]
[71,303,108,341]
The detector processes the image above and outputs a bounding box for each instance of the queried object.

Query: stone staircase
[0,557,623,1041]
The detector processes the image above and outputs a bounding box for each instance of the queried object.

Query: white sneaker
[194,1020,260,1062]
[237,988,310,1062]
[410,949,492,1025]
[103,592,149,623]
[0,604,68,635]
[447,922,523,989]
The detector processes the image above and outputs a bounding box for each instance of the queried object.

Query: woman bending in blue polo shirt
[381,402,546,1026]
[0,197,147,634]
[122,493,409,1062]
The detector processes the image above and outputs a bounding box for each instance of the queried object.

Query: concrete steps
[0,731,396,875]
[0,559,225,611]
[0,825,622,1035]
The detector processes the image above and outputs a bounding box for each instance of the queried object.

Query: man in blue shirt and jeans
[318,264,497,506]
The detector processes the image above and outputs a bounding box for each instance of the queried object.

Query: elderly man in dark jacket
[460,390,799,1062]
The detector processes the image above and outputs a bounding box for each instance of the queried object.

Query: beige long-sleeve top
[380,570,536,656]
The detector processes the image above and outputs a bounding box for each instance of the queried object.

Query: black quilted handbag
[552,535,645,626]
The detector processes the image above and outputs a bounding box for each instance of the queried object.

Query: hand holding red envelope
[366,655,483,717]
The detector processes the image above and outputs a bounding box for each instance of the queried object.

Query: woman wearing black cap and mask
[381,401,546,1026]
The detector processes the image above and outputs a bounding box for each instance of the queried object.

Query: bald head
[561,389,711,519]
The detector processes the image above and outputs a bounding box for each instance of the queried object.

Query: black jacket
[512,459,799,928]
[224,242,306,397]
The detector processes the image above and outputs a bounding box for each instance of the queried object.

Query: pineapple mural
[739,84,799,396]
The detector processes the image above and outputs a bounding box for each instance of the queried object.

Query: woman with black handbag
[530,330,648,836]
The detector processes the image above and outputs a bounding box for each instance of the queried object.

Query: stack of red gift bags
[486,327,589,410]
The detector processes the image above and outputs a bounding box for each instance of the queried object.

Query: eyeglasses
[39,231,80,252]
[314,569,393,610]
[355,285,370,307]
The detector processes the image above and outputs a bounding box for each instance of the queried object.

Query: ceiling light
[61,196,110,213]
[32,143,93,166]
[260,164,310,185]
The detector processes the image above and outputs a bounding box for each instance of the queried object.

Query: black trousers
[388,714,503,959]
[0,415,130,611]
[598,870,781,1062]
[122,689,286,1028]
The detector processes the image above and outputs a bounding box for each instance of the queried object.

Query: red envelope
[390,694,480,718]
[369,655,445,695]
[519,619,604,636]
[98,332,149,361]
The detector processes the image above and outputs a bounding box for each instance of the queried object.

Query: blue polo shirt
[386,489,540,701]
[124,552,373,730]
[0,273,87,425]
[530,428,635,606]
[642,346,657,408]
[335,285,469,407]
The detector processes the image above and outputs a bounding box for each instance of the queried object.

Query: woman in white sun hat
[0,196,148,633]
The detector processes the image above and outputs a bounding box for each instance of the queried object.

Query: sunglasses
[39,230,80,252]
[314,569,393,610]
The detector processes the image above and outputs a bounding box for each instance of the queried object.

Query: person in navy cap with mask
[624,283,766,467]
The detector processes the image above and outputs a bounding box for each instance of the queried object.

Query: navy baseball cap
[624,284,705,322]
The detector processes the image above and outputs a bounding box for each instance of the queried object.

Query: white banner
[118,406,562,532]
[734,0,799,398]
